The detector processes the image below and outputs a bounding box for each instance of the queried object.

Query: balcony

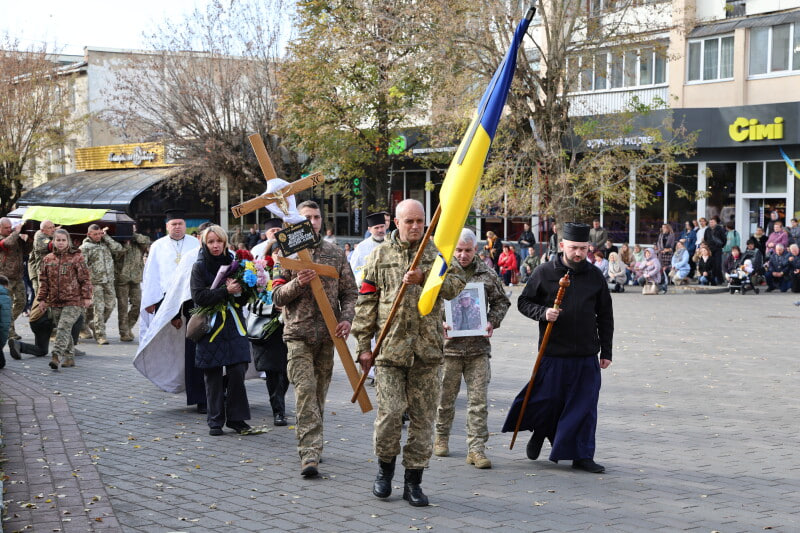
[726,0,746,19]
[566,86,670,117]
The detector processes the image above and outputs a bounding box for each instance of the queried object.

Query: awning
[17,167,181,211]
[690,9,800,38]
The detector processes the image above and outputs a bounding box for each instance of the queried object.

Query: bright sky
[1,0,205,55]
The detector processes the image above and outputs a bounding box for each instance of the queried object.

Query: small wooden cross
[232,134,372,413]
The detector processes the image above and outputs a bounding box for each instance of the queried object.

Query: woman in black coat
[190,226,252,436]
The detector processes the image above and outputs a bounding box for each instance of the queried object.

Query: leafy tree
[106,0,295,204]
[0,36,83,214]
[278,0,451,211]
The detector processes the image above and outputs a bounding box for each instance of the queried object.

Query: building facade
[567,0,800,245]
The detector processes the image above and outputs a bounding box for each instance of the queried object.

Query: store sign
[76,142,172,170]
[728,117,784,142]
[108,146,158,165]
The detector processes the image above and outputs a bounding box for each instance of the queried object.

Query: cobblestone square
[1,289,798,532]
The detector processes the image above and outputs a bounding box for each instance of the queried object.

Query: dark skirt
[251,323,288,372]
[502,356,601,461]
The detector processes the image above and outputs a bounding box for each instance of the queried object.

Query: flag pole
[509,272,570,449]
[350,205,442,403]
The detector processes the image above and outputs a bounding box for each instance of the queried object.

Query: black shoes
[274,413,287,426]
[301,460,319,477]
[526,433,545,460]
[226,421,252,434]
[372,457,396,499]
[572,458,605,473]
[8,339,21,360]
[402,469,428,507]
[209,427,223,436]
[196,404,207,414]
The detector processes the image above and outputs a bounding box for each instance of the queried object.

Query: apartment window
[749,23,800,76]
[687,35,734,81]
[569,47,666,93]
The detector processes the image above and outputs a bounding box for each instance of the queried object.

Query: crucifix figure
[231,134,372,414]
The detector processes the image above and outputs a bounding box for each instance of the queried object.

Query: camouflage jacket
[443,256,510,358]
[351,231,466,367]
[79,235,123,284]
[272,238,358,345]
[28,230,53,280]
[0,231,28,281]
[113,233,151,284]
[38,248,93,307]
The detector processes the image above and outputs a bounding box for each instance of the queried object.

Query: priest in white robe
[140,210,200,337]
[349,211,388,284]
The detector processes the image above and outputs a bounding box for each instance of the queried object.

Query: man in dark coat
[502,222,613,473]
[704,216,727,285]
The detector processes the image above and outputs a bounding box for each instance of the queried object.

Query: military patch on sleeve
[359,279,377,295]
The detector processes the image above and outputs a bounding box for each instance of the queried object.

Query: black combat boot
[372,457,396,498]
[402,468,429,507]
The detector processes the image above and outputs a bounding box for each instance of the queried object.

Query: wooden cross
[232,133,372,413]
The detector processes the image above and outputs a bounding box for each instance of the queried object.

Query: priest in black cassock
[502,222,613,473]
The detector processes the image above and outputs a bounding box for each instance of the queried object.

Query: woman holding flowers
[190,226,253,436]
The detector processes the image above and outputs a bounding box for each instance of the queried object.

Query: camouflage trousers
[374,358,441,469]
[286,340,334,462]
[7,278,26,336]
[435,354,491,453]
[90,282,116,338]
[51,306,82,363]
[115,281,141,335]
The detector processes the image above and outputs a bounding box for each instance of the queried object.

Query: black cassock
[501,254,613,462]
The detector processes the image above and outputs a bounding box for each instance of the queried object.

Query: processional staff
[509,272,571,450]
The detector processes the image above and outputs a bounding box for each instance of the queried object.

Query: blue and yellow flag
[418,8,534,315]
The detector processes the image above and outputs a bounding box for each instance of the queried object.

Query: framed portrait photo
[444,282,488,338]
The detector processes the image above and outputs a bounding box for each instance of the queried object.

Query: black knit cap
[561,222,590,242]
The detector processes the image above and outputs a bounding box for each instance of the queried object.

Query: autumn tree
[430,0,697,224]
[106,0,295,204]
[0,37,83,214]
[278,0,453,211]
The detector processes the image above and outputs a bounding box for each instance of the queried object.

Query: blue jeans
[698,275,710,285]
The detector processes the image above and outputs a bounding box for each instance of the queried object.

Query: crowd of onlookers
[477,216,800,295]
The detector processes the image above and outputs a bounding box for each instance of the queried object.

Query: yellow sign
[75,143,172,170]
[728,117,784,142]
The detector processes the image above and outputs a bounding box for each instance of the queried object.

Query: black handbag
[246,299,278,343]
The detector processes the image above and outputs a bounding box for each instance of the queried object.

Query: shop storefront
[596,102,800,245]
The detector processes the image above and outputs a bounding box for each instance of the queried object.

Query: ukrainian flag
[418,7,534,315]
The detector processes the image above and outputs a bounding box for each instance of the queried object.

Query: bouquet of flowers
[191,253,271,318]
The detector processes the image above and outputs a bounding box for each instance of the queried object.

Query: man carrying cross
[272,200,358,478]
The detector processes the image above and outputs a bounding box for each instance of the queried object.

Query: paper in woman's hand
[211,265,230,289]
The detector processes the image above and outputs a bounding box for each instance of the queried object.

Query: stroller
[727,259,759,294]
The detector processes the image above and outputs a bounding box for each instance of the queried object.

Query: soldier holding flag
[352,199,465,507]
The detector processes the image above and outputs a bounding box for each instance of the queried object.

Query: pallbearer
[502,222,614,473]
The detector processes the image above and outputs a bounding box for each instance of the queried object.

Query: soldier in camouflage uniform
[113,231,150,341]
[272,201,357,478]
[352,199,466,507]
[28,220,56,296]
[38,229,93,369]
[79,224,122,345]
[434,228,510,469]
[0,217,30,340]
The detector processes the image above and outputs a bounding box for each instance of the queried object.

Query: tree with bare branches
[106,0,295,204]
[0,37,83,214]
[429,0,697,224]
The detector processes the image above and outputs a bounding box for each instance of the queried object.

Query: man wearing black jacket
[704,216,727,285]
[502,222,613,473]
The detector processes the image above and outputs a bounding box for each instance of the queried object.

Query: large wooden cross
[231,134,372,413]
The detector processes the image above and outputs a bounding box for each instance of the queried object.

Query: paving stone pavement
[1,289,799,532]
